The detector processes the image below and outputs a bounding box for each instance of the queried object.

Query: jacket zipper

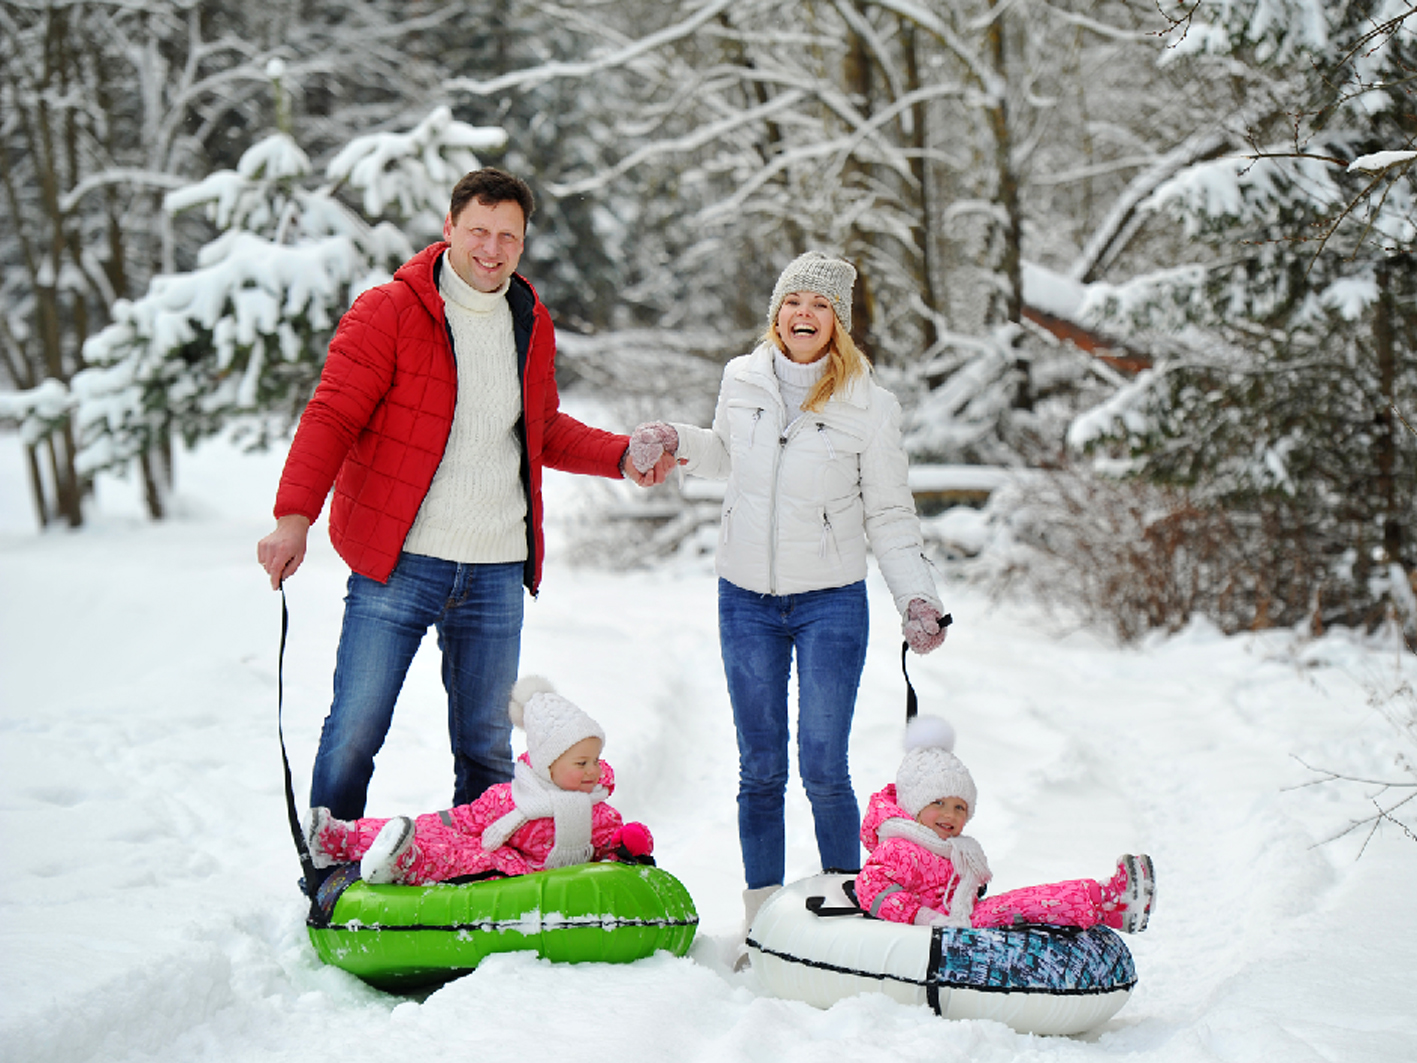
[769,415,814,593]
[769,429,786,593]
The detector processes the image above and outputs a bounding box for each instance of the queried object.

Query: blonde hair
[765,319,870,412]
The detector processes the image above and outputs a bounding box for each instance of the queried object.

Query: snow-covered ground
[2,420,1415,1063]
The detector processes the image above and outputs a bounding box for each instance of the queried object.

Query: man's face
[443,197,526,293]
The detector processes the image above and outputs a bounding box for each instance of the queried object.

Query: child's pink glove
[903,599,949,654]
[913,906,953,928]
[628,422,679,474]
[613,822,655,865]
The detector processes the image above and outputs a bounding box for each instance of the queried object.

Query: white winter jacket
[672,344,942,617]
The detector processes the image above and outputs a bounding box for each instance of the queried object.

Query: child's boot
[361,816,417,885]
[1099,853,1155,932]
[304,807,354,869]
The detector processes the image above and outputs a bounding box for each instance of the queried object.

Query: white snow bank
[2,426,1415,1062]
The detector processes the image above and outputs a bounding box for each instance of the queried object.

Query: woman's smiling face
[775,291,836,363]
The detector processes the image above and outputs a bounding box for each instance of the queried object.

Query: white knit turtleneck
[402,252,527,564]
[774,346,828,427]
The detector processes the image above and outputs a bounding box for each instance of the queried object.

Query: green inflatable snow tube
[307,861,698,990]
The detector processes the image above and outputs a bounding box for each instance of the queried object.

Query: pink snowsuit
[318,757,631,885]
[855,785,1108,930]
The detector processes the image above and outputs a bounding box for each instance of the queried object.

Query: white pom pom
[903,715,956,753]
[507,675,556,729]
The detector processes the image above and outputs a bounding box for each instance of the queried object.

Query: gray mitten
[628,421,680,474]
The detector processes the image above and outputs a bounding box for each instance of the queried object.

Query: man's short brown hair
[448,168,535,230]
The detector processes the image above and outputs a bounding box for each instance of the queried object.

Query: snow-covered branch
[1068,128,1233,282]
[57,169,190,213]
[444,0,736,96]
[548,90,809,197]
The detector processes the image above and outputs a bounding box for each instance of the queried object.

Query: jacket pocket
[727,401,767,451]
[819,508,840,558]
[812,418,866,456]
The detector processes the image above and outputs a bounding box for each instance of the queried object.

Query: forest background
[2,0,1414,645]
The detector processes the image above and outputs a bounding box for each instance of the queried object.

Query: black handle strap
[277,586,322,914]
[901,613,951,722]
[805,895,863,918]
[901,641,917,720]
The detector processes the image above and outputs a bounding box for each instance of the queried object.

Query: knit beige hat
[767,251,856,334]
[895,715,977,820]
[507,676,606,778]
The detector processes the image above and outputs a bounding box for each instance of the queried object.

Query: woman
[629,251,948,935]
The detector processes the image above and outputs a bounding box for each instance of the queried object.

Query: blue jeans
[310,554,524,819]
[718,578,869,889]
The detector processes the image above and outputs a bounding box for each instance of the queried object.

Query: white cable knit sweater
[402,253,527,563]
[773,346,826,427]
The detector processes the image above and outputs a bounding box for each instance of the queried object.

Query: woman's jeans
[309,554,524,820]
[718,578,869,889]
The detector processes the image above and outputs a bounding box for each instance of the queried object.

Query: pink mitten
[913,906,952,928]
[617,821,654,857]
[628,422,679,474]
[903,599,949,654]
[613,822,655,865]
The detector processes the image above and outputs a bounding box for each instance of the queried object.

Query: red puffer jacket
[274,242,628,591]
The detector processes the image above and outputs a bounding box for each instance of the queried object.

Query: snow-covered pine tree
[0,0,472,525]
[1072,0,1417,635]
[8,97,506,492]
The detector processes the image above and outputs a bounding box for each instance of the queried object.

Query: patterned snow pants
[315,811,519,884]
[971,878,1109,930]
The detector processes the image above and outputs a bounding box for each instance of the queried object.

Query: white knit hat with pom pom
[507,676,606,779]
[895,715,977,819]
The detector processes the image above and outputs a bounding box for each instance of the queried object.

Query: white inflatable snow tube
[747,873,1136,1036]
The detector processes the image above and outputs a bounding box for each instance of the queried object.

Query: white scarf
[480,759,609,869]
[877,819,993,927]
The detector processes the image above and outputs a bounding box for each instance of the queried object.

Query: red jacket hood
[392,241,448,321]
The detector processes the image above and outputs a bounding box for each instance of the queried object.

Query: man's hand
[620,448,676,487]
[257,514,312,589]
[627,422,679,473]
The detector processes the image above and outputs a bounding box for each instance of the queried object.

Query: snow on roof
[1021,260,1090,322]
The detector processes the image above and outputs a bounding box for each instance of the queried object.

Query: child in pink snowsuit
[303,677,653,886]
[854,716,1154,933]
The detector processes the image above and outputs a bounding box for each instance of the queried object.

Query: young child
[303,677,653,885]
[854,716,1154,932]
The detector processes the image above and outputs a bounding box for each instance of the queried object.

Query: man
[257,168,672,820]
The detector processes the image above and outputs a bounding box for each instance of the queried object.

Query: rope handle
[277,586,324,919]
[900,613,950,721]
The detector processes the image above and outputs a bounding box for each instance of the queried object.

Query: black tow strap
[277,585,323,918]
[900,613,951,722]
[901,641,918,720]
